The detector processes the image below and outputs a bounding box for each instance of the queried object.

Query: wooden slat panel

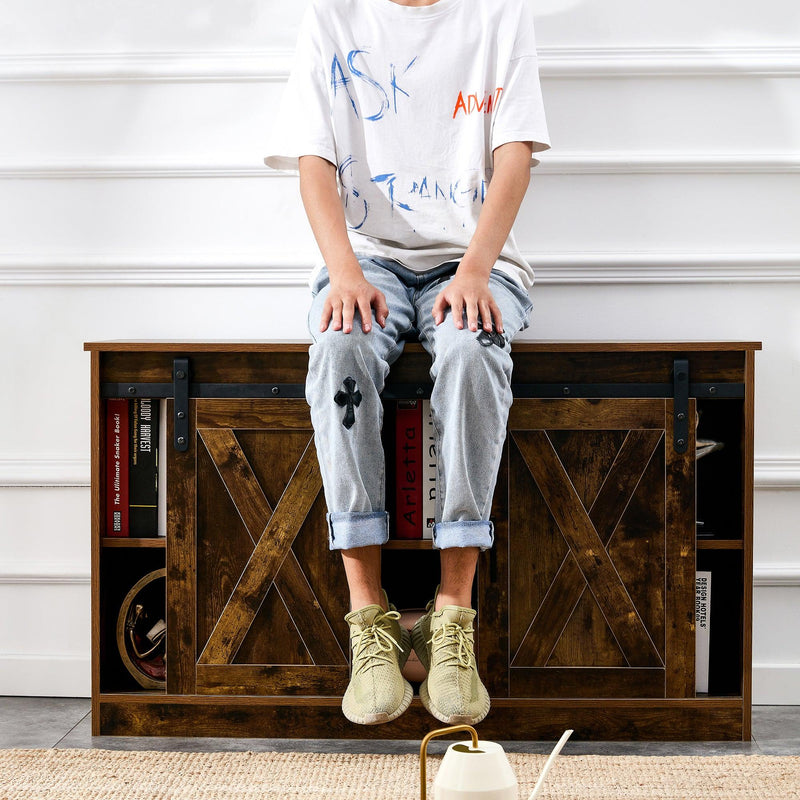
[665,399,697,698]
[512,428,664,667]
[198,428,269,545]
[591,429,665,542]
[198,438,322,664]
[166,398,198,695]
[275,552,347,665]
[196,665,349,696]
[510,668,665,699]
[516,429,662,667]
[197,427,343,666]
[196,399,312,430]
[509,399,664,430]
[512,554,584,666]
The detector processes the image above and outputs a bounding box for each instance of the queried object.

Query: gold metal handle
[420,725,480,800]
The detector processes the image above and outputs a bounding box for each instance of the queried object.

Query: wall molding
[1,46,800,83]
[3,153,800,179]
[0,562,90,585]
[2,252,799,286]
[755,565,800,588]
[2,455,800,489]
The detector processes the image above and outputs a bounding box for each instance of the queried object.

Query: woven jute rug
[1,748,799,800]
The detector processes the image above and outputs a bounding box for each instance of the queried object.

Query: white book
[157,399,168,537]
[695,571,712,693]
[421,399,436,539]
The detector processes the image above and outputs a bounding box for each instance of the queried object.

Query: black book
[129,398,159,537]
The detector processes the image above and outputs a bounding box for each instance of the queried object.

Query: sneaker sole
[418,678,491,726]
[342,679,414,726]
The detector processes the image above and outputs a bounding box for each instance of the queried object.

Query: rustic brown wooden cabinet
[85,340,759,740]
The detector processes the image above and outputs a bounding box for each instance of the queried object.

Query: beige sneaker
[342,600,413,725]
[412,604,490,725]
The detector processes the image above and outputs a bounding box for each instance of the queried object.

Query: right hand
[321,267,389,334]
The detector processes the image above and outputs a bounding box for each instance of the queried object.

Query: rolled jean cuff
[326,511,390,551]
[432,520,494,551]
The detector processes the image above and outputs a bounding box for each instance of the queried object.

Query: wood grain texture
[665,399,697,698]
[509,398,665,430]
[515,428,662,668]
[166,398,198,696]
[198,437,322,664]
[97,695,746,741]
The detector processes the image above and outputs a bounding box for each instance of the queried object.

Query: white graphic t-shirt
[264,0,551,289]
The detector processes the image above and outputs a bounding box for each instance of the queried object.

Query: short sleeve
[263,5,337,173]
[490,4,551,167]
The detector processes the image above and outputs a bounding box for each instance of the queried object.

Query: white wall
[0,0,798,703]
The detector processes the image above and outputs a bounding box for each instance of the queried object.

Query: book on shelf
[695,570,712,693]
[421,399,436,540]
[129,398,160,537]
[394,399,423,539]
[105,398,129,536]
[105,397,164,538]
[157,399,167,537]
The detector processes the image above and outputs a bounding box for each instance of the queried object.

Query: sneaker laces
[428,622,475,669]
[351,610,403,675]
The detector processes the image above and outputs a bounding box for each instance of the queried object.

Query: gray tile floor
[2,697,799,755]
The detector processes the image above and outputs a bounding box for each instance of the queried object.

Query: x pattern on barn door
[190,400,349,695]
[504,398,695,699]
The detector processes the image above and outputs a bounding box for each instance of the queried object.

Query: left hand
[431,272,504,333]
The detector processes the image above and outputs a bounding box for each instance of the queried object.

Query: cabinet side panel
[742,350,755,739]
[91,351,101,734]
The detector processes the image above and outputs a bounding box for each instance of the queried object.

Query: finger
[341,298,354,334]
[357,296,372,333]
[320,299,333,332]
[431,292,446,325]
[490,300,504,333]
[375,291,389,328]
[451,297,465,329]
[478,299,493,332]
[331,300,343,332]
[466,299,479,332]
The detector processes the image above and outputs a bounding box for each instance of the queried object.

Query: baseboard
[752,665,800,705]
[0,654,90,698]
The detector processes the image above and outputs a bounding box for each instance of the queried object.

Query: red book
[106,398,129,537]
[394,400,423,539]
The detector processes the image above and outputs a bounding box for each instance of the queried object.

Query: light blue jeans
[305,257,533,552]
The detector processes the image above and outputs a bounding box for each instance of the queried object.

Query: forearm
[458,141,533,281]
[298,155,362,280]
[298,155,388,334]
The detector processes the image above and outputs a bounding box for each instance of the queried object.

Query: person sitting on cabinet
[264,0,550,726]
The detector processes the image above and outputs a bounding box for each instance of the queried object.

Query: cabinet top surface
[84,339,762,353]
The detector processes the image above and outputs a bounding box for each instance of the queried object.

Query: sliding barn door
[496,398,696,699]
[167,398,349,697]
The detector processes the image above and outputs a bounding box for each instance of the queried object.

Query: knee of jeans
[435,326,512,382]
[310,325,386,373]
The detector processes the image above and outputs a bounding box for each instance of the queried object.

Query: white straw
[526,729,574,800]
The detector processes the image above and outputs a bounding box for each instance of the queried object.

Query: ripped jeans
[305,257,533,552]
